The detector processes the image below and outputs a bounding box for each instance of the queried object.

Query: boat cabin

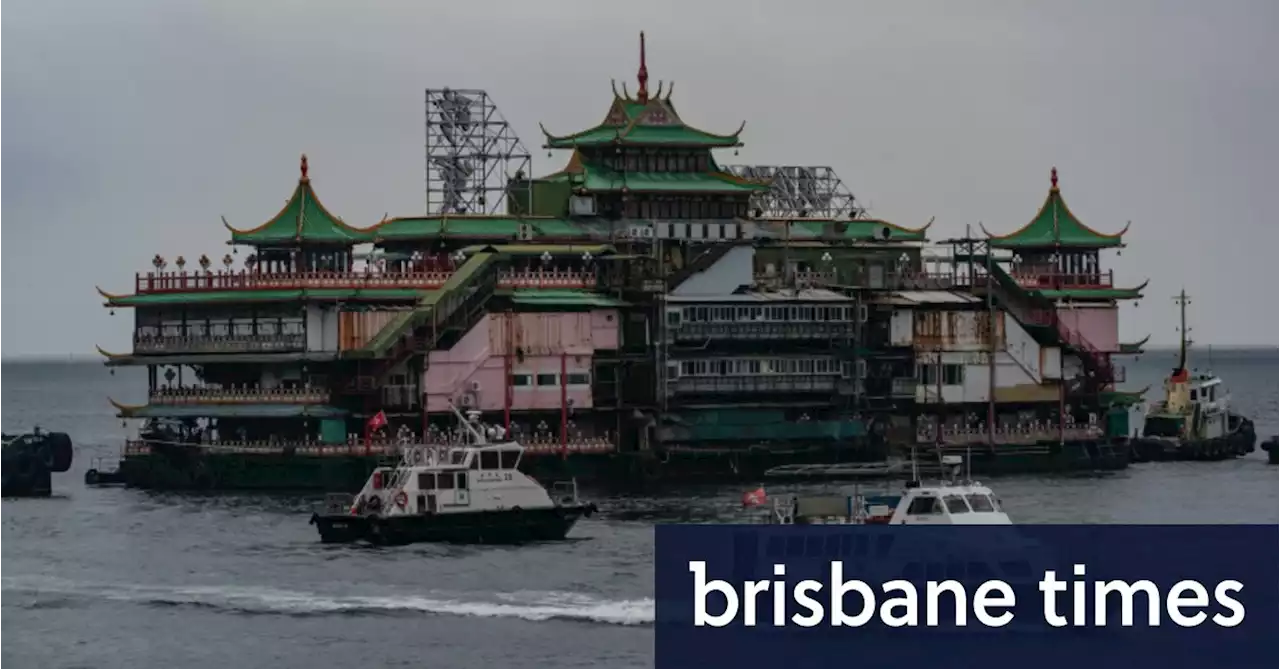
[351,441,558,516]
[887,482,1011,525]
[1145,370,1230,440]
[771,481,1011,526]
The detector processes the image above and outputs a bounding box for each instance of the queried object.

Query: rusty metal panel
[338,310,401,351]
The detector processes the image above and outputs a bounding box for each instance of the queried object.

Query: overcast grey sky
[2,0,1275,357]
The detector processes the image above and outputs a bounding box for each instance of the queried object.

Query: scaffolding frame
[719,165,866,219]
[425,88,532,215]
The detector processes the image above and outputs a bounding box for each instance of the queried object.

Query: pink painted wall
[1056,306,1119,352]
[487,311,618,355]
[422,311,619,412]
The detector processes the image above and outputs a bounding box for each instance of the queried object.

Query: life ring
[395,491,408,509]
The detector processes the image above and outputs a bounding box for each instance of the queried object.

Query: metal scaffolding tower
[719,165,866,219]
[425,88,532,215]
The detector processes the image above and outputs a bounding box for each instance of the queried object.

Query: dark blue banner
[656,525,1277,669]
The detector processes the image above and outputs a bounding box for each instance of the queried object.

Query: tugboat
[309,405,598,545]
[2,428,74,497]
[757,455,1013,525]
[1132,291,1255,462]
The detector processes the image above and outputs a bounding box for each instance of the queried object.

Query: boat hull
[309,504,596,545]
[106,438,1125,492]
[107,442,885,491]
[1131,433,1256,462]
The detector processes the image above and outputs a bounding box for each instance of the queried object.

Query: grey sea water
[2,350,1277,669]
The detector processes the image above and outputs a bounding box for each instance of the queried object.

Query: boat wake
[2,576,653,626]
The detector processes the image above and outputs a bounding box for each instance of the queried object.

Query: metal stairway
[347,252,501,391]
[974,258,1116,393]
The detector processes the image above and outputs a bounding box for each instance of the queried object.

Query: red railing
[1052,318,1116,387]
[134,269,597,295]
[1009,270,1114,290]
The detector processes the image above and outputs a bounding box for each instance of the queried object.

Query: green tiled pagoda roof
[504,289,629,308]
[541,80,744,149]
[102,288,427,307]
[110,401,349,419]
[372,215,594,241]
[1118,336,1150,354]
[539,155,768,194]
[981,168,1129,249]
[1032,284,1147,301]
[225,155,375,246]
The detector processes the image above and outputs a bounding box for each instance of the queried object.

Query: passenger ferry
[309,406,597,545]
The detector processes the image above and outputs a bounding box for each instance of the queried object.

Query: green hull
[113,439,1121,492]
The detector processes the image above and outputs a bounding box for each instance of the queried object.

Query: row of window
[905,494,999,515]
[143,319,306,338]
[625,199,750,221]
[918,363,965,386]
[676,358,847,378]
[669,305,856,325]
[511,372,591,388]
[596,152,714,174]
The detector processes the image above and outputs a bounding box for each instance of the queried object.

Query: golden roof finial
[1050,166,1058,190]
[636,32,649,104]
[300,153,309,181]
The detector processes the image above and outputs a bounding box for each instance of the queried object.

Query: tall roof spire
[636,31,649,104]
[300,153,309,181]
[1050,166,1058,191]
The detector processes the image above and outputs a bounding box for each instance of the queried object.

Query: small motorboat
[757,455,1014,525]
[310,406,597,546]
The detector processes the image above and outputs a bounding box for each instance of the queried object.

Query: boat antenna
[448,401,488,444]
[1174,289,1191,375]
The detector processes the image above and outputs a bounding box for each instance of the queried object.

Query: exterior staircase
[973,258,1115,393]
[345,252,501,392]
[665,244,732,292]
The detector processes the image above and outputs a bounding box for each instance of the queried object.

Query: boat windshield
[943,495,971,514]
[966,494,996,512]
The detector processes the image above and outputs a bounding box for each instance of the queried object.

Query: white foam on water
[2,576,654,626]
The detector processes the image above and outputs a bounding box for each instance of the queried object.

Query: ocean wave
[2,577,653,626]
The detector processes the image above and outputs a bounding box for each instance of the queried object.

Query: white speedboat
[310,406,597,545]
[762,456,1013,525]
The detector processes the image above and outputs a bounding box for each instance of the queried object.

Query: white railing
[148,387,329,405]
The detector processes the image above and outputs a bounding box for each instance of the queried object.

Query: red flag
[742,487,767,507]
[367,410,387,431]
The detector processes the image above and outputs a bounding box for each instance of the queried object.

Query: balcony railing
[1008,270,1114,290]
[133,333,305,355]
[148,386,329,405]
[134,268,597,295]
[752,270,838,288]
